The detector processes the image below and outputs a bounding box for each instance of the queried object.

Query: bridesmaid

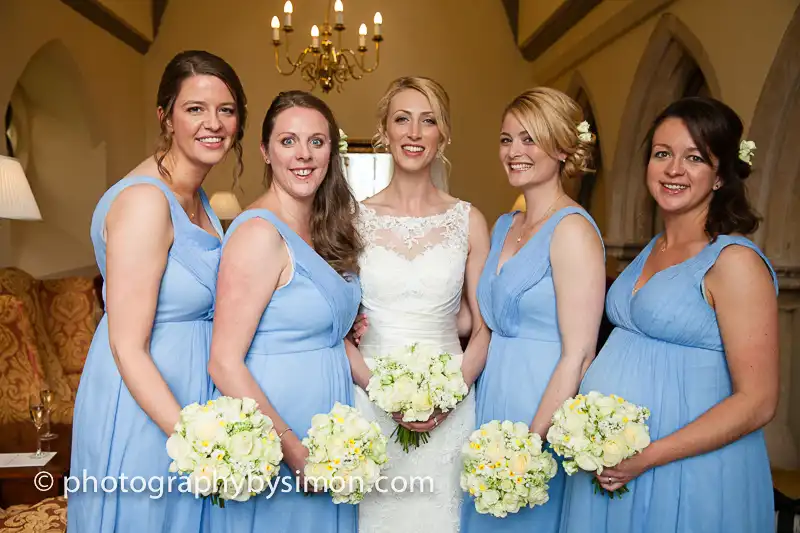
[207,90,362,533]
[559,97,779,533]
[461,87,606,533]
[68,50,246,533]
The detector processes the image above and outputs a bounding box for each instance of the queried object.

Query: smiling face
[262,106,332,200]
[162,74,238,171]
[385,89,441,174]
[646,117,721,216]
[499,112,563,189]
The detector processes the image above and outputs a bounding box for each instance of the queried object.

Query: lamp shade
[0,155,41,220]
[209,191,242,220]
[511,194,526,212]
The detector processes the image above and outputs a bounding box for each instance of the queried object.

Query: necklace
[516,193,566,243]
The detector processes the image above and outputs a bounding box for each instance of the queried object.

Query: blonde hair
[373,76,452,191]
[504,87,595,181]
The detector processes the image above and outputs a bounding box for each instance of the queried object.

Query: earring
[713,183,720,190]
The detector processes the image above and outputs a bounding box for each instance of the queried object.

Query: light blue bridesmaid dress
[208,209,360,533]
[68,176,223,533]
[559,234,778,533]
[461,206,603,533]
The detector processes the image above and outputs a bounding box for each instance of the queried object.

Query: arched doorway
[7,39,107,278]
[746,3,800,470]
[566,73,606,235]
[605,13,720,268]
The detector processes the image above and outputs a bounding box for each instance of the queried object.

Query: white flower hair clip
[339,128,349,154]
[738,139,756,165]
[577,121,593,143]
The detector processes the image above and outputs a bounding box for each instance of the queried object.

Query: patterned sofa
[0,497,66,532]
[0,267,102,425]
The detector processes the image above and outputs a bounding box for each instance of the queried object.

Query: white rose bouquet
[166,396,284,507]
[460,420,558,518]
[366,343,469,452]
[302,402,389,504]
[546,391,651,498]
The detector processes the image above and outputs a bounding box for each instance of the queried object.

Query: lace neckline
[359,201,464,221]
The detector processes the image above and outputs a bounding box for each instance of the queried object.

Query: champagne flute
[39,388,58,441]
[29,396,45,459]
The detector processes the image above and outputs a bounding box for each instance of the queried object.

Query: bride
[345,76,490,532]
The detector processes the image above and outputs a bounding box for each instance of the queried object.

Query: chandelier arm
[274,47,313,76]
[341,44,380,74]
[337,52,364,81]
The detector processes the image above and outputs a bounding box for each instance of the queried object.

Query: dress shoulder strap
[698,234,779,295]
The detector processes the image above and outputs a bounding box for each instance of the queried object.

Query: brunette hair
[643,96,760,237]
[261,90,362,276]
[154,50,247,182]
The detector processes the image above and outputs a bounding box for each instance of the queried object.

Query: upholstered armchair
[0,267,102,424]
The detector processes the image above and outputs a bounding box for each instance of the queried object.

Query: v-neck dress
[69,176,223,533]
[461,207,602,533]
[559,233,778,533]
[208,208,361,533]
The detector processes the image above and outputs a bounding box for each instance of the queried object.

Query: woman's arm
[529,215,606,438]
[458,207,492,389]
[208,218,310,480]
[105,184,182,435]
[599,244,779,490]
[345,338,372,390]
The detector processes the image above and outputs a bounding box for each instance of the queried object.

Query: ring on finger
[433,417,439,428]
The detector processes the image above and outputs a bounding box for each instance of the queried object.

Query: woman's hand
[595,449,654,492]
[281,434,325,493]
[347,314,369,346]
[392,408,452,432]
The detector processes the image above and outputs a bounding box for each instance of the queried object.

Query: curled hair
[504,87,595,181]
[372,76,452,191]
[643,96,760,237]
[154,50,247,182]
[261,90,362,276]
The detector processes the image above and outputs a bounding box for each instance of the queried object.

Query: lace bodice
[356,200,471,351]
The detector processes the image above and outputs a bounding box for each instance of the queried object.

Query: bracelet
[278,427,293,439]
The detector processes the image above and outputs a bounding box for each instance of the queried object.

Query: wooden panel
[520,0,602,61]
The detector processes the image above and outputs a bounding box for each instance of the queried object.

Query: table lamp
[0,155,41,220]
[209,191,242,231]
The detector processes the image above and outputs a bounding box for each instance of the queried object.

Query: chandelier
[271,1,384,93]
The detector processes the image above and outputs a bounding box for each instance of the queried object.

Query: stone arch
[606,13,720,263]
[566,71,606,233]
[747,4,800,269]
[746,4,800,470]
[6,39,107,277]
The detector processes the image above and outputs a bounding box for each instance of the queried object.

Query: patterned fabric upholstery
[39,278,99,397]
[0,268,101,424]
[0,295,46,423]
[0,496,66,532]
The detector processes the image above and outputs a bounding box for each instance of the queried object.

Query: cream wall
[0,0,147,277]
[144,0,534,225]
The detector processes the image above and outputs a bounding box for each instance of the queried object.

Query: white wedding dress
[354,200,476,532]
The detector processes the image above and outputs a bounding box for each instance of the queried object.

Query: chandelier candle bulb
[373,12,382,37]
[283,0,293,28]
[271,16,281,42]
[311,25,320,49]
[358,23,367,49]
[334,0,344,26]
